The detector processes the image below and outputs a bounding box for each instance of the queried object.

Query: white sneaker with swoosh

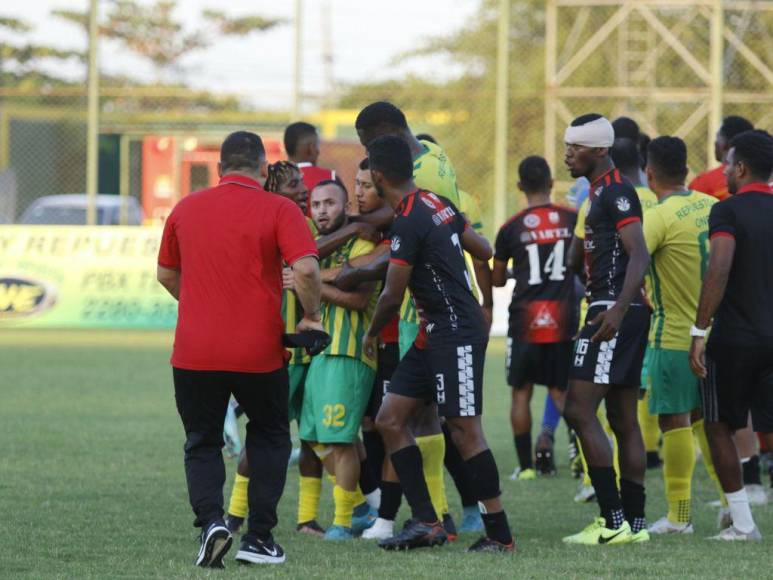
[235,537,286,565]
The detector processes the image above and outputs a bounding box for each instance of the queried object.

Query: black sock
[514,434,533,470]
[390,445,437,523]
[465,449,503,501]
[587,466,624,529]
[362,429,384,486]
[379,480,402,520]
[442,423,477,507]
[359,459,379,496]
[481,511,513,545]
[620,478,646,532]
[742,455,762,486]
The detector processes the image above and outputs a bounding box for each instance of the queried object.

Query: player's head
[284,121,320,164]
[645,136,689,194]
[715,115,754,163]
[415,133,437,144]
[310,178,349,234]
[610,138,642,177]
[517,156,553,196]
[219,131,267,179]
[367,135,414,204]
[724,130,773,195]
[355,101,409,147]
[612,116,640,140]
[564,114,614,179]
[355,158,383,214]
[265,160,308,214]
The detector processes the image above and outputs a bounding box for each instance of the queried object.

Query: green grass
[1,330,771,579]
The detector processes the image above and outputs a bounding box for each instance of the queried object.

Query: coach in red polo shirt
[157,131,321,568]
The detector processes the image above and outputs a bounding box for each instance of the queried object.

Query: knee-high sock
[333,485,358,528]
[416,433,448,516]
[228,473,249,518]
[663,427,695,524]
[638,392,661,453]
[579,408,621,488]
[692,419,727,507]
[297,476,322,524]
[442,422,477,507]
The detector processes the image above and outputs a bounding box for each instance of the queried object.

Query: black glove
[282,330,332,357]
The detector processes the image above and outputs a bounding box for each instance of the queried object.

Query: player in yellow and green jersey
[300,180,379,541]
[641,137,724,535]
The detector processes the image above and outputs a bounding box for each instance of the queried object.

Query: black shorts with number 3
[387,342,486,417]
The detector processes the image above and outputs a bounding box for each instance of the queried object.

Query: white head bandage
[564,117,615,148]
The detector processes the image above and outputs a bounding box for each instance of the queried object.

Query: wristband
[690,325,708,338]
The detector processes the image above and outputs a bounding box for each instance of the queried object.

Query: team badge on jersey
[549,211,560,224]
[616,197,631,212]
[391,236,401,252]
[524,214,541,229]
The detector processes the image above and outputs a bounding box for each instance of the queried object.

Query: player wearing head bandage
[561,114,652,546]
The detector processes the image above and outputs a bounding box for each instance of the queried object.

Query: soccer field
[1,330,770,579]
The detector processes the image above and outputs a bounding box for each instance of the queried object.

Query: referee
[157,131,322,567]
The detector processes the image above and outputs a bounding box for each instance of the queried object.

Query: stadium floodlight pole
[86,0,99,226]
[493,0,510,228]
[708,0,723,164]
[292,0,303,119]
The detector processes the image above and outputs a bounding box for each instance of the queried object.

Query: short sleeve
[574,199,588,239]
[350,239,375,261]
[602,183,642,230]
[158,211,181,269]
[276,200,318,265]
[643,207,667,254]
[494,225,510,262]
[388,214,422,266]
[709,201,736,240]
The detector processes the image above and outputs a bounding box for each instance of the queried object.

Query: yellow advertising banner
[0,226,177,328]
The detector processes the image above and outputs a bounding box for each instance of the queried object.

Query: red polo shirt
[689,165,730,200]
[158,174,318,373]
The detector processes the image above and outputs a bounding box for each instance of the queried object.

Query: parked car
[19,194,143,226]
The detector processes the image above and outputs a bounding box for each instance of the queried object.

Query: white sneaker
[710,525,762,541]
[745,484,769,506]
[361,517,394,540]
[573,482,596,503]
[648,516,694,535]
[717,507,733,530]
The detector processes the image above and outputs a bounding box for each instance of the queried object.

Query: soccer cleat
[459,505,484,533]
[570,454,584,479]
[443,513,458,541]
[745,484,769,506]
[630,529,650,543]
[296,520,326,537]
[235,537,286,564]
[509,467,537,481]
[222,403,242,458]
[710,525,762,542]
[716,508,732,530]
[196,521,232,568]
[351,503,378,536]
[466,536,515,554]
[647,517,694,535]
[535,447,557,476]
[562,518,633,545]
[574,482,596,503]
[362,517,395,540]
[324,525,353,541]
[378,520,448,551]
[225,514,244,534]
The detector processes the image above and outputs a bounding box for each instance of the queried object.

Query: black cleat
[466,536,515,554]
[225,514,244,534]
[378,520,448,551]
[235,536,286,565]
[195,521,232,568]
[442,513,458,541]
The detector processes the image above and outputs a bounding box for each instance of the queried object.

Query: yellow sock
[333,485,358,528]
[297,476,322,524]
[227,474,249,518]
[693,419,727,507]
[663,427,695,524]
[353,485,366,507]
[638,392,661,453]
[416,433,448,517]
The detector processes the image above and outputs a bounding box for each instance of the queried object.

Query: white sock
[726,488,756,533]
[365,489,381,510]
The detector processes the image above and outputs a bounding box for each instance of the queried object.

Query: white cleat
[648,516,694,535]
[361,517,394,540]
[710,525,762,541]
[574,482,596,503]
[745,484,769,506]
[717,507,733,530]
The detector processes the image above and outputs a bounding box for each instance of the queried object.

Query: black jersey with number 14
[388,189,487,348]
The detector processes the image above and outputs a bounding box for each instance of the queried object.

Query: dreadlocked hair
[265,160,299,193]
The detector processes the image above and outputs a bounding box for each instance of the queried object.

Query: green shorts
[646,347,700,415]
[288,363,309,424]
[398,320,420,360]
[299,355,375,444]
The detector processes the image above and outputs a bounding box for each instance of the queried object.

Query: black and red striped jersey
[495,203,578,342]
[582,168,643,303]
[388,189,487,348]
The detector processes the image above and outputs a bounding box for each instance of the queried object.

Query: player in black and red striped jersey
[493,156,578,480]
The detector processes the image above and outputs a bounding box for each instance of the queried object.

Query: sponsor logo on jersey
[549,211,560,224]
[391,236,401,252]
[616,197,631,212]
[524,213,541,229]
[0,275,58,319]
[431,206,456,226]
[530,305,558,330]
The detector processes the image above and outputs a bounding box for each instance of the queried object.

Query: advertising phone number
[81,298,177,323]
